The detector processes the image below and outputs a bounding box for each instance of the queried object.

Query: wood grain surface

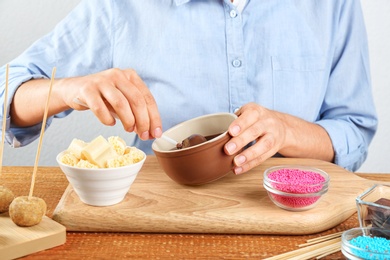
[0,215,66,260]
[52,156,385,235]
[0,161,389,259]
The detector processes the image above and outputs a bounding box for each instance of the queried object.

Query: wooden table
[1,160,389,259]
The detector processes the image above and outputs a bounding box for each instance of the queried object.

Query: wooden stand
[0,214,66,260]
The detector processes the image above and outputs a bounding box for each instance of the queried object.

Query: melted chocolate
[174,133,222,150]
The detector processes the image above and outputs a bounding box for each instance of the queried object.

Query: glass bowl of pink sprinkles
[263,165,330,211]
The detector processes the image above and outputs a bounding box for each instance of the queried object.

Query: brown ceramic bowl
[152,113,238,185]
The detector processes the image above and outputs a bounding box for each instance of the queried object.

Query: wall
[0,0,132,167]
[0,0,389,173]
[359,1,390,173]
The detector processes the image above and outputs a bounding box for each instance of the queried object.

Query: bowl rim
[263,182,328,197]
[263,165,330,187]
[153,131,230,157]
[355,184,390,210]
[152,112,237,154]
[341,227,390,256]
[56,149,146,171]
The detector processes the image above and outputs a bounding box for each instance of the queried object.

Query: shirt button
[233,107,240,113]
[232,59,242,67]
[230,10,237,18]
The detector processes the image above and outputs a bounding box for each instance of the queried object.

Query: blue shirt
[0,0,378,171]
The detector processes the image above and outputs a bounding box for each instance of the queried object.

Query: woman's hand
[12,68,162,141]
[63,68,162,140]
[224,103,334,174]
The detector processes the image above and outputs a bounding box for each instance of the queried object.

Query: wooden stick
[263,237,341,260]
[28,67,56,199]
[0,64,9,175]
[288,242,341,260]
[304,231,343,244]
[316,247,342,259]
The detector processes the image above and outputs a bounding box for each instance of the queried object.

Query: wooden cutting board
[0,214,66,260]
[52,156,386,235]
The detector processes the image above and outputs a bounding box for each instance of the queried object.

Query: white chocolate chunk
[81,135,117,168]
[67,138,87,159]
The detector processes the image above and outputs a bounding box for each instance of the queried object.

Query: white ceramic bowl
[56,150,146,206]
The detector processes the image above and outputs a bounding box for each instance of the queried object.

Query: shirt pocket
[271,55,327,121]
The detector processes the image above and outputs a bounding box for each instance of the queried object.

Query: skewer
[160,134,179,146]
[303,231,344,244]
[316,247,342,259]
[288,240,341,260]
[264,236,342,260]
[28,67,56,199]
[0,64,9,175]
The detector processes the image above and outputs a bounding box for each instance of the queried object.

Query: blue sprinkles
[350,235,390,259]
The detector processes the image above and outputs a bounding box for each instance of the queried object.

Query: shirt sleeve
[316,0,378,172]
[0,0,114,147]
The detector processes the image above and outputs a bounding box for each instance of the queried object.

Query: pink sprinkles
[268,168,326,193]
[267,168,326,208]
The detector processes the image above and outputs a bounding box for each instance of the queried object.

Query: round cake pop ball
[0,185,14,213]
[9,196,47,227]
[177,134,207,149]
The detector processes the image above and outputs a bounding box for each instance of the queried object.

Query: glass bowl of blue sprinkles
[341,227,390,260]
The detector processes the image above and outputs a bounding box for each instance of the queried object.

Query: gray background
[0,0,389,173]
